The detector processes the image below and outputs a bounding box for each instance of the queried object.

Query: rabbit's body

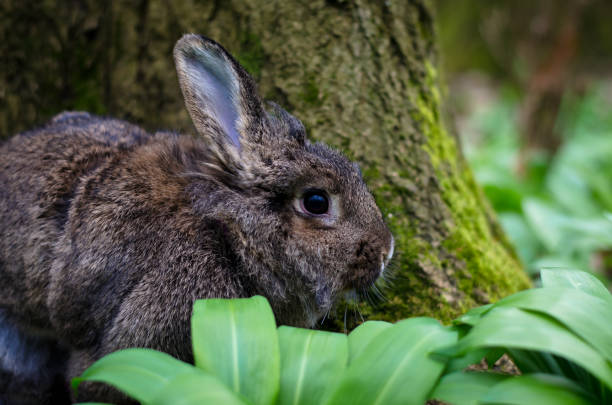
[1,113,152,334]
[0,35,393,404]
[1,111,246,348]
[1,113,242,402]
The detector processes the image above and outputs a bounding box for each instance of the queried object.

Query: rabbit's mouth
[342,259,386,291]
[314,283,334,312]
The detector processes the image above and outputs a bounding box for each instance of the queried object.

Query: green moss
[416,61,531,310]
[361,165,381,182]
[299,76,323,106]
[358,56,530,325]
[73,79,106,115]
[235,32,265,79]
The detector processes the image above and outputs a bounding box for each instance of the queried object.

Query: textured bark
[0,0,530,323]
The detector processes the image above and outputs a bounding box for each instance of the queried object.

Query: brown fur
[0,35,392,403]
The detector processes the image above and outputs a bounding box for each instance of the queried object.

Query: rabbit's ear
[174,34,263,159]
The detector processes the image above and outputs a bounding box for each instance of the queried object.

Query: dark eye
[302,190,329,215]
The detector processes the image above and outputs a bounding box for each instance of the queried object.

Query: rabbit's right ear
[174,34,264,171]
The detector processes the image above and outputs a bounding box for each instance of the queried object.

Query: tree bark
[0,0,530,323]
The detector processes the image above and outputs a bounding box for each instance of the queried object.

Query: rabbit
[0,34,394,404]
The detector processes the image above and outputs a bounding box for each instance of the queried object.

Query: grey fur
[0,34,393,404]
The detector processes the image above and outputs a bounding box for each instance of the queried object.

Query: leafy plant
[433,269,612,404]
[463,86,612,280]
[74,269,612,405]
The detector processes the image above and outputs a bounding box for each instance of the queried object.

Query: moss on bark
[0,0,530,323]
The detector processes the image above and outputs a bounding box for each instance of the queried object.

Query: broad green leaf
[584,168,612,211]
[508,348,609,400]
[441,306,612,390]
[481,183,524,212]
[507,349,564,375]
[453,304,492,327]
[347,321,391,363]
[564,216,612,250]
[540,268,612,303]
[523,198,567,251]
[484,348,506,367]
[493,286,612,362]
[480,373,594,405]
[547,164,601,218]
[325,317,457,405]
[151,372,249,405]
[429,371,508,405]
[191,296,280,405]
[498,212,541,268]
[524,199,612,254]
[277,327,348,405]
[72,348,197,403]
[533,257,593,277]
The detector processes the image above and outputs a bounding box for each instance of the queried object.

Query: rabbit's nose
[379,236,394,275]
[385,236,395,264]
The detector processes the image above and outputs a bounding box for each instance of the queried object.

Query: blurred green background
[1,0,611,284]
[435,0,612,283]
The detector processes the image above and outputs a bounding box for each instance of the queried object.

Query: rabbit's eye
[302,190,329,215]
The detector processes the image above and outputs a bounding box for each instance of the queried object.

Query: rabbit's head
[174,35,394,326]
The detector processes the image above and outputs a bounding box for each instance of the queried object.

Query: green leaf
[540,268,612,303]
[72,348,198,403]
[523,199,612,254]
[484,348,506,367]
[347,321,391,363]
[441,306,612,390]
[453,304,493,327]
[480,373,594,405]
[151,372,250,405]
[547,164,602,218]
[493,286,612,362]
[498,212,542,269]
[444,348,491,373]
[325,317,457,405]
[191,295,280,405]
[509,348,610,399]
[429,371,508,405]
[523,198,568,251]
[507,350,592,387]
[277,327,348,405]
[506,349,555,374]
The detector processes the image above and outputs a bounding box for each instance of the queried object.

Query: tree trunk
[0,0,530,323]
[189,0,531,324]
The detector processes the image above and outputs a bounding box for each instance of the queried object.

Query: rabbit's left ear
[174,34,264,163]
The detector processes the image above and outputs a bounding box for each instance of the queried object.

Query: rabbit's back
[0,112,233,402]
[1,111,244,352]
[0,112,152,332]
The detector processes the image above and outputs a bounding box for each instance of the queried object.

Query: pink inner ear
[185,51,242,151]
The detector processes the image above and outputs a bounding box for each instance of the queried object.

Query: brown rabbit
[0,34,393,404]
